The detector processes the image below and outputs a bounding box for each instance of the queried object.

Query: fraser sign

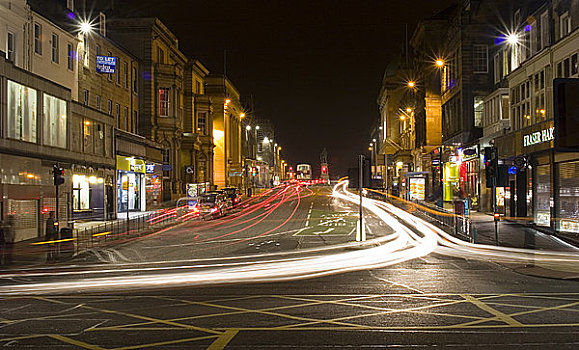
[523,127,554,147]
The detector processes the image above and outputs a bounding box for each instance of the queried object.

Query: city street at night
[2,0,579,348]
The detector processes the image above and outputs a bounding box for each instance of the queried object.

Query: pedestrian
[45,211,58,262]
[3,215,15,265]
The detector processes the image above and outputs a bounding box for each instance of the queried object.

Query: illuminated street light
[80,21,92,34]
[406,107,413,113]
[240,113,245,118]
[507,33,519,45]
[435,59,445,68]
[256,126,260,130]
[372,138,376,143]
[399,115,405,121]
[246,125,251,130]
[407,81,416,88]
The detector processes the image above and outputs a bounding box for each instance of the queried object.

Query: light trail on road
[0,182,437,295]
[2,180,578,296]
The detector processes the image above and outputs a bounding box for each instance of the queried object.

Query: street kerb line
[33,296,222,335]
[460,294,523,327]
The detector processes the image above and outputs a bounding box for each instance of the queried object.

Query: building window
[115,103,120,128]
[124,107,129,131]
[96,95,101,110]
[67,0,74,11]
[474,97,484,127]
[107,99,112,115]
[107,51,112,80]
[557,61,563,78]
[51,33,59,63]
[43,94,67,148]
[473,45,488,73]
[158,88,170,116]
[99,12,106,36]
[83,38,89,67]
[197,112,206,134]
[493,52,502,83]
[6,31,15,62]
[67,43,74,70]
[157,47,164,64]
[124,62,128,88]
[96,44,101,57]
[83,89,89,105]
[34,23,42,55]
[7,80,37,143]
[196,81,201,94]
[572,54,578,76]
[133,111,138,133]
[540,11,549,49]
[116,59,121,84]
[560,12,571,38]
[132,67,138,93]
[564,57,571,77]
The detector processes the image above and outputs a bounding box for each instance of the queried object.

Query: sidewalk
[74,210,157,233]
[469,212,577,252]
[468,212,579,279]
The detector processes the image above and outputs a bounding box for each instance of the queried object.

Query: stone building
[205,75,244,189]
[108,17,188,201]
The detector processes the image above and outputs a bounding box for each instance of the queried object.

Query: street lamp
[407,81,416,88]
[79,21,93,34]
[246,125,251,131]
[435,58,445,68]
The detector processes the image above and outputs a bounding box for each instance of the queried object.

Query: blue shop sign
[162,164,173,171]
[145,164,156,174]
[96,55,116,74]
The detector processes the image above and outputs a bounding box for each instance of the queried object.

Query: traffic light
[53,165,65,186]
[250,167,258,177]
[321,165,327,174]
[484,147,498,188]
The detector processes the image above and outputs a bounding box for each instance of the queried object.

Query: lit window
[158,88,170,116]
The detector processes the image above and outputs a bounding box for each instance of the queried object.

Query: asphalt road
[76,184,388,264]
[1,184,578,349]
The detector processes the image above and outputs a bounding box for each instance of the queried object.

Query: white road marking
[305,202,314,227]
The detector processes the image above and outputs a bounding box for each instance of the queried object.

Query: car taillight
[234,198,238,203]
[210,206,218,213]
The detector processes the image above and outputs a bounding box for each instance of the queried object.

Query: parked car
[198,193,226,218]
[221,187,242,206]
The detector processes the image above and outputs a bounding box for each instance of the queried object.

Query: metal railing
[73,209,178,256]
[366,189,476,243]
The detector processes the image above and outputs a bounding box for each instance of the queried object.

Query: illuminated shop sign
[96,56,117,74]
[145,164,156,173]
[523,127,554,147]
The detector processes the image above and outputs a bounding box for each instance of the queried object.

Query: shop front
[145,163,163,208]
[116,156,146,213]
[71,168,111,221]
[458,145,480,210]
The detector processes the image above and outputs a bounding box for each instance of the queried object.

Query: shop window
[43,94,67,148]
[7,80,37,143]
[534,164,551,227]
[558,161,579,233]
[73,175,90,210]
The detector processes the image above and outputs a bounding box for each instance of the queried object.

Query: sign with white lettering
[523,127,554,147]
[96,56,116,74]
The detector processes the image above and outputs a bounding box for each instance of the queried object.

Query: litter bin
[59,227,74,259]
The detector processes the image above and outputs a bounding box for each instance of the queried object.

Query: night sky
[120,0,456,176]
